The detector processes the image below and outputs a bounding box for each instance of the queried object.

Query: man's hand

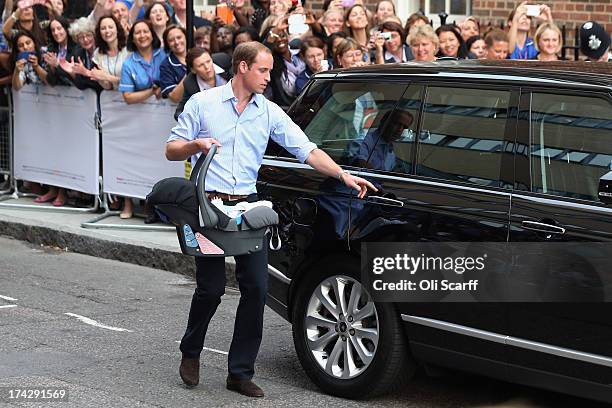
[195,138,222,155]
[341,173,377,199]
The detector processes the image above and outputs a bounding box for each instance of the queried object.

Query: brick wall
[473,0,612,37]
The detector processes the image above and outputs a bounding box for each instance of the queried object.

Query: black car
[258,60,612,403]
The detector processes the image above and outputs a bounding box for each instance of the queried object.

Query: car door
[352,82,518,376]
[258,79,408,310]
[507,90,612,397]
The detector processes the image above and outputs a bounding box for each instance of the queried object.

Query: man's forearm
[305,148,343,180]
[166,139,201,161]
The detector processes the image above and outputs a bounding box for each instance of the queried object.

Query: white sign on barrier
[100,91,183,199]
[12,84,100,194]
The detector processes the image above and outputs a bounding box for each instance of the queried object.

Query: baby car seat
[146,145,278,257]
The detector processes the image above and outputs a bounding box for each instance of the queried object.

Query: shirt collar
[133,48,163,63]
[221,80,263,108]
[168,53,185,67]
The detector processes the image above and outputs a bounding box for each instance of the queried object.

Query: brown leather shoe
[226,375,264,398]
[179,356,200,387]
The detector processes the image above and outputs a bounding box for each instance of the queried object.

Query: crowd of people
[0,0,610,210]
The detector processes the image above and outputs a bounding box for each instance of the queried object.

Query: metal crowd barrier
[0,87,13,195]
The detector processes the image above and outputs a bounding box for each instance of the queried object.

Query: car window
[530,93,612,202]
[288,82,407,165]
[416,86,511,187]
[359,85,422,174]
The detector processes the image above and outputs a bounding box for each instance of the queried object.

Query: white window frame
[424,0,471,28]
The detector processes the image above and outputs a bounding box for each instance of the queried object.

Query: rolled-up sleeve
[270,105,317,163]
[167,95,201,143]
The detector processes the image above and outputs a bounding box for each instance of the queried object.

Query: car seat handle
[195,144,219,228]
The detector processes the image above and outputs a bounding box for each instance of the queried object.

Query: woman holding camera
[10,30,47,90]
[374,21,411,64]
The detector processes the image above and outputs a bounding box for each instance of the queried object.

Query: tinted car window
[289,82,407,165]
[359,85,422,174]
[530,93,612,201]
[416,87,511,187]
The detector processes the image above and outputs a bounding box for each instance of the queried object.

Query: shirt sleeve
[159,59,176,98]
[269,104,317,163]
[118,59,135,92]
[167,94,202,144]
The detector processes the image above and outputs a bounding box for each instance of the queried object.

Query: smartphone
[525,4,540,17]
[215,3,234,25]
[288,13,308,35]
[320,59,329,71]
[17,51,35,61]
[342,0,355,8]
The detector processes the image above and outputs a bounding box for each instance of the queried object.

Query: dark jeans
[179,239,268,380]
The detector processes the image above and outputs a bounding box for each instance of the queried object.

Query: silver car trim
[402,314,612,368]
[268,264,292,285]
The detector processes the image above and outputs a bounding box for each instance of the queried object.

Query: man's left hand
[342,174,377,199]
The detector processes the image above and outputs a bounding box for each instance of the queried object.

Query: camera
[380,32,392,41]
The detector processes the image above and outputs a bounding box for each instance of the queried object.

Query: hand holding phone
[341,0,355,7]
[525,4,540,17]
[215,3,235,25]
[18,0,47,9]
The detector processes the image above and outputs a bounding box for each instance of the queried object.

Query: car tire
[291,257,416,399]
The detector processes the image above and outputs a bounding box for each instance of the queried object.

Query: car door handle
[366,195,404,207]
[521,221,565,235]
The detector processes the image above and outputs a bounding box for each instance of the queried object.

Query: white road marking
[64,313,133,332]
[0,305,17,309]
[0,295,18,301]
[174,341,229,356]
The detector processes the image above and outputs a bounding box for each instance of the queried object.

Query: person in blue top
[507,1,553,60]
[159,25,186,102]
[165,41,376,398]
[295,36,327,95]
[119,19,166,104]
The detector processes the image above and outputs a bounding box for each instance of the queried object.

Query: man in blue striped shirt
[166,41,375,398]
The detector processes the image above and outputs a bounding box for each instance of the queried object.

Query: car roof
[321,60,612,90]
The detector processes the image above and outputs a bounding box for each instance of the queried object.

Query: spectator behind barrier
[269,0,290,17]
[484,28,509,60]
[344,4,370,51]
[216,24,235,56]
[579,21,611,62]
[533,22,562,61]
[466,35,486,59]
[160,25,187,102]
[113,0,132,35]
[295,36,326,95]
[145,1,171,43]
[372,1,396,30]
[507,1,553,60]
[119,19,166,104]
[459,16,480,42]
[3,2,48,46]
[403,12,429,43]
[44,16,76,86]
[233,26,260,49]
[327,31,347,65]
[436,24,470,59]
[167,0,211,29]
[57,17,102,91]
[10,30,48,90]
[174,47,227,121]
[91,15,131,90]
[194,26,211,51]
[374,21,411,64]
[334,37,367,68]
[318,8,344,40]
[262,23,305,109]
[408,24,438,62]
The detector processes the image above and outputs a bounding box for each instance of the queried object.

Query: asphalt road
[0,235,606,408]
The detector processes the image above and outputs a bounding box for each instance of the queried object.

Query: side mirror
[598,170,612,205]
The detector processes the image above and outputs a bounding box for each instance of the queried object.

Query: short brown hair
[299,36,326,57]
[232,41,272,73]
[404,12,429,34]
[186,47,210,70]
[484,28,509,48]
